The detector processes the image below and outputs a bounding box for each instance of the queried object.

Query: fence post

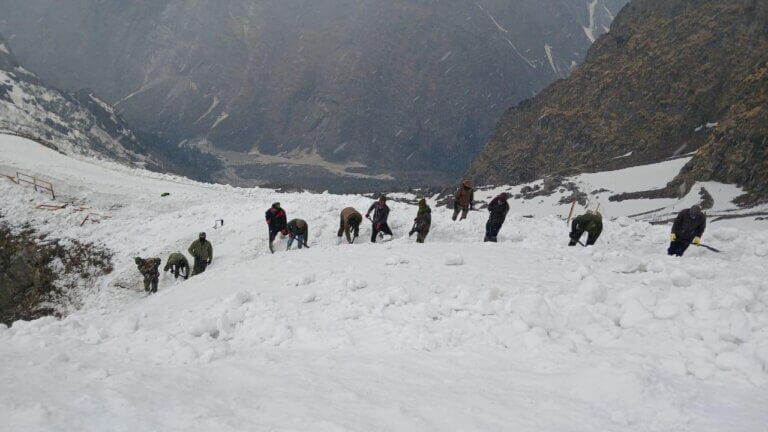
[33,177,38,192]
[51,184,56,200]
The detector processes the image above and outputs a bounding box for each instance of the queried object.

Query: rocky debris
[468,0,768,202]
[0,221,113,326]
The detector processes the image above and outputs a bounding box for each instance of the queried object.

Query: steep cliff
[469,0,768,201]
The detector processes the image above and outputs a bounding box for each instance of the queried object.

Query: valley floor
[1,135,767,431]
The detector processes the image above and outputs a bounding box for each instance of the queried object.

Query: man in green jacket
[409,199,432,243]
[163,252,190,280]
[135,257,161,293]
[188,232,213,275]
[338,207,363,244]
[569,211,603,247]
[286,219,309,250]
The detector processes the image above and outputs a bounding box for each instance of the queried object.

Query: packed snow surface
[1,135,768,431]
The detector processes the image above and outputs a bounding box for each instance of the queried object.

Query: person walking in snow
[409,198,432,243]
[366,196,393,243]
[286,218,309,250]
[338,207,363,244]
[452,180,474,221]
[135,256,161,294]
[668,205,707,257]
[265,202,288,253]
[163,252,190,280]
[569,211,603,247]
[188,232,213,275]
[484,192,510,242]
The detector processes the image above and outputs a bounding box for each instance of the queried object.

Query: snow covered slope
[1,135,767,431]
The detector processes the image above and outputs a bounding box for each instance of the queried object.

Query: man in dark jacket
[265,202,288,253]
[409,199,432,243]
[366,196,392,243]
[484,193,511,242]
[286,218,309,250]
[163,252,190,280]
[188,232,213,275]
[668,205,707,257]
[569,211,603,246]
[338,207,363,244]
[452,180,474,221]
[135,256,161,293]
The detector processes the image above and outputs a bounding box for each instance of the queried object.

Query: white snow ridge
[1,134,768,431]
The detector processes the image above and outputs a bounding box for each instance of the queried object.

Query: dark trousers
[170,264,188,280]
[569,230,600,246]
[452,207,469,221]
[416,230,428,244]
[668,240,691,257]
[143,275,158,293]
[192,257,208,275]
[484,220,504,242]
[371,223,393,243]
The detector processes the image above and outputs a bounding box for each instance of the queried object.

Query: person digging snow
[265,202,288,253]
[338,207,362,244]
[164,252,190,280]
[366,195,393,243]
[569,211,603,247]
[286,218,309,250]
[668,205,706,257]
[409,199,432,243]
[188,232,213,275]
[452,180,474,221]
[484,192,510,242]
[135,256,161,294]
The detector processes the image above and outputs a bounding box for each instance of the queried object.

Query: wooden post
[50,184,56,200]
[567,197,577,227]
[33,177,38,192]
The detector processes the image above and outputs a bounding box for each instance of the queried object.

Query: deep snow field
[1,134,768,432]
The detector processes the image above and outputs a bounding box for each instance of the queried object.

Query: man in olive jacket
[164,252,190,280]
[188,232,213,276]
[338,207,363,244]
[569,211,603,247]
[409,199,432,243]
[135,257,161,293]
[668,205,707,257]
[452,180,474,221]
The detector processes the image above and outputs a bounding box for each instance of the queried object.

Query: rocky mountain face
[469,0,768,201]
[0,0,626,189]
[0,35,221,181]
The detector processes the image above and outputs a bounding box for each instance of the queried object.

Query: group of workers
[133,181,708,294]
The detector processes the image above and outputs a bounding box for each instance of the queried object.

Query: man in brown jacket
[452,180,474,221]
[338,207,363,244]
[135,257,161,293]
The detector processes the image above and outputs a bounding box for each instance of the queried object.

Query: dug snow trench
[1,135,768,431]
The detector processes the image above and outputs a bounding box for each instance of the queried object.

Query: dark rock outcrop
[468,0,768,201]
[0,222,113,325]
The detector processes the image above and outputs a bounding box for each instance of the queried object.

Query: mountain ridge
[468,0,768,202]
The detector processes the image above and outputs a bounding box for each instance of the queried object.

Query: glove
[670,233,677,242]
[692,237,701,246]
